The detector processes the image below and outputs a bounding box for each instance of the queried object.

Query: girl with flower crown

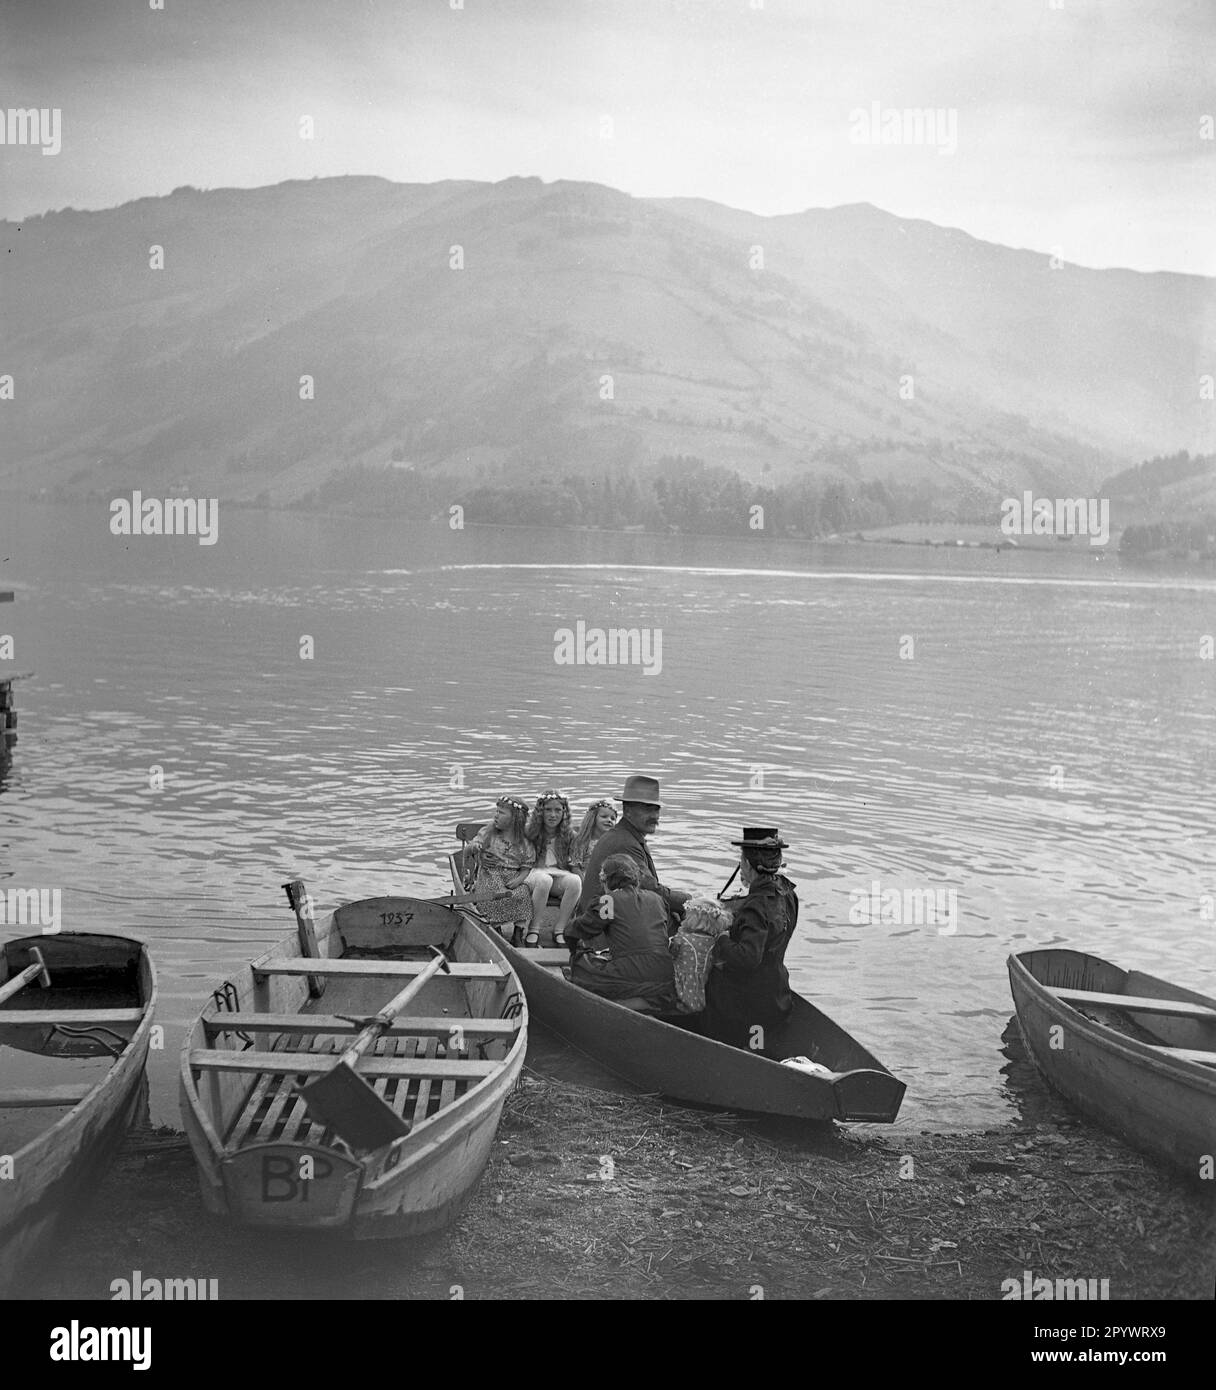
[469,796,536,944]
[524,790,582,947]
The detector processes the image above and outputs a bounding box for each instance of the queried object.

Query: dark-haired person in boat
[702,828,798,1054]
[567,854,678,1009]
[569,798,617,875]
[524,790,582,948]
[573,775,690,927]
[469,797,536,945]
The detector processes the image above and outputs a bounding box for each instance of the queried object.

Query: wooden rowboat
[447,838,904,1122]
[180,893,527,1236]
[0,932,156,1297]
[1008,948,1216,1177]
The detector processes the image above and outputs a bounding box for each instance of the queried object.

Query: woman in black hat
[702,828,798,1054]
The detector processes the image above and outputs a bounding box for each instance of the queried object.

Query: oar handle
[337,949,450,1068]
[0,948,50,1007]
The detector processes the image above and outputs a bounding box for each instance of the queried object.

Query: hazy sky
[1,0,1212,273]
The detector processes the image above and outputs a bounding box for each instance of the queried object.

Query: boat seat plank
[190,1049,495,1079]
[0,1084,92,1108]
[0,1007,145,1026]
[203,1013,518,1039]
[528,949,571,966]
[253,958,504,980]
[1049,987,1216,1020]
[1148,1045,1216,1066]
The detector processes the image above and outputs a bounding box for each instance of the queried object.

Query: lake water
[1,499,1213,1131]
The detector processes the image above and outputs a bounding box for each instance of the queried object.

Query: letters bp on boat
[0,932,157,1297]
[1008,948,1216,1178]
[180,888,527,1236]
[448,831,905,1122]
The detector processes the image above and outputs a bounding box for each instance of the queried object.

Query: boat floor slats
[0,1084,93,1108]
[1149,1045,1216,1066]
[1049,987,1216,1020]
[192,1049,495,1078]
[409,1037,439,1128]
[0,1007,145,1026]
[254,958,504,979]
[259,1033,309,1140]
[203,1013,518,1038]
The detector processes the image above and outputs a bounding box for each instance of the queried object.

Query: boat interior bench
[1048,987,1216,1020]
[0,1084,94,1108]
[0,1007,145,1026]
[188,1050,497,1078]
[203,1013,519,1039]
[252,958,505,979]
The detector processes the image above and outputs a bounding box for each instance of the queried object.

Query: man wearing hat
[570,774,691,932]
[702,828,798,1054]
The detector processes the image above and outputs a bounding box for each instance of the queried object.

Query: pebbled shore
[21,1066,1215,1303]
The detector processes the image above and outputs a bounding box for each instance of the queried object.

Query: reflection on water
[0,501,1212,1131]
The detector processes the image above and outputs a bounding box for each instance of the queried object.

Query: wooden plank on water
[203,1013,518,1039]
[1050,987,1216,1020]
[254,958,504,980]
[189,1049,496,1079]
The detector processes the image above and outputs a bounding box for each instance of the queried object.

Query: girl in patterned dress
[469,797,535,943]
[670,897,735,1013]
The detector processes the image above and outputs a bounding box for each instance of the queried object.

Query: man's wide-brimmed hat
[615,774,662,806]
[730,827,789,849]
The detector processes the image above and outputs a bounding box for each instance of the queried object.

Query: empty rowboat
[1008,948,1216,1177]
[0,932,156,1297]
[447,832,905,1122]
[180,889,527,1236]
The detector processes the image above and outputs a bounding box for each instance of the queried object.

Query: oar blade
[299,1063,411,1152]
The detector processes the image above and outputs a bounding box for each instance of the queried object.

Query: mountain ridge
[2,175,1211,508]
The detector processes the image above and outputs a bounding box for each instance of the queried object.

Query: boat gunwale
[0,932,158,1169]
[1008,949,1216,1091]
[179,903,529,1184]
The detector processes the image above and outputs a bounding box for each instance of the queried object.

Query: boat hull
[180,897,526,1237]
[487,922,904,1122]
[0,933,156,1297]
[1008,949,1216,1177]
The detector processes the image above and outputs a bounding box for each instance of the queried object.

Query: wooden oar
[0,947,51,1007]
[428,889,511,910]
[297,946,451,1150]
[283,880,325,999]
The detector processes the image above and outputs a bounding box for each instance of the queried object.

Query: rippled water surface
[1,501,1212,1130]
